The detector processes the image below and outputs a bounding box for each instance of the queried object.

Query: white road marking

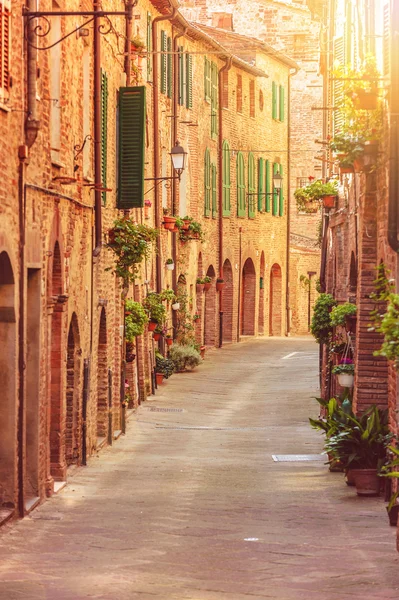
[281,352,298,360]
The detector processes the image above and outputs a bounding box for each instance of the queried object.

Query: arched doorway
[0,251,17,508]
[49,242,67,480]
[222,259,233,343]
[66,314,81,466]
[97,309,108,443]
[204,265,216,346]
[258,252,265,335]
[241,258,256,336]
[269,263,282,336]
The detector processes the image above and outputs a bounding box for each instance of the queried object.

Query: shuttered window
[279,85,285,121]
[265,160,271,213]
[186,53,193,109]
[117,86,146,209]
[258,158,264,212]
[160,30,167,95]
[146,13,152,81]
[101,70,108,205]
[248,153,255,219]
[211,62,218,137]
[272,81,278,119]
[249,80,255,118]
[211,164,217,218]
[204,149,211,216]
[0,1,10,93]
[178,46,184,106]
[279,165,284,217]
[167,36,172,99]
[272,162,279,216]
[222,140,231,216]
[204,58,211,101]
[237,152,246,217]
[333,36,345,135]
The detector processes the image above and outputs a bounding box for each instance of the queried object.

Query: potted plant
[196,278,205,293]
[160,288,176,305]
[165,258,174,271]
[130,35,146,54]
[193,313,200,321]
[309,396,352,472]
[325,405,391,496]
[162,209,177,231]
[172,301,180,310]
[216,278,225,292]
[169,343,201,372]
[179,219,205,242]
[182,216,192,230]
[332,360,355,388]
[165,335,173,346]
[143,292,167,326]
[379,446,399,525]
[203,275,212,292]
[330,302,357,328]
[125,300,149,341]
[294,180,338,214]
[155,352,175,384]
[153,325,163,341]
[310,293,337,344]
[125,341,136,363]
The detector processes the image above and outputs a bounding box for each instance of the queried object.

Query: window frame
[237,151,246,217]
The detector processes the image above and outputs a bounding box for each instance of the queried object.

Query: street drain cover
[145,407,184,413]
[272,454,325,462]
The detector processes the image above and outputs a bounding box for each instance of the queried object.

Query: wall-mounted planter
[172,302,180,311]
[322,195,337,209]
[196,283,205,293]
[163,216,176,231]
[166,262,174,271]
[216,281,225,292]
[153,332,161,341]
[148,321,157,332]
[166,337,173,346]
[203,282,212,292]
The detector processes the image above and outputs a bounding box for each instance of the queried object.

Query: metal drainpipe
[388,0,399,253]
[237,227,242,342]
[93,2,102,256]
[171,28,187,340]
[152,8,177,294]
[17,156,26,518]
[218,57,232,348]
[285,67,298,337]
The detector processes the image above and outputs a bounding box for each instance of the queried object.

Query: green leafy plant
[373,294,399,366]
[106,218,158,284]
[203,276,211,284]
[310,293,337,344]
[294,180,338,213]
[174,289,198,348]
[216,278,224,283]
[179,219,205,242]
[330,302,357,327]
[155,352,175,379]
[196,277,204,285]
[166,258,174,265]
[159,288,176,304]
[169,343,201,371]
[125,300,149,341]
[332,363,354,375]
[329,134,365,165]
[143,292,167,324]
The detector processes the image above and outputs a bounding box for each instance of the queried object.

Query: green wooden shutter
[178,46,184,105]
[101,70,108,205]
[167,36,172,99]
[204,149,211,216]
[117,86,146,209]
[222,140,231,216]
[212,164,217,217]
[204,58,211,101]
[279,164,284,216]
[258,158,264,211]
[237,152,245,217]
[279,85,285,121]
[160,30,167,95]
[211,62,218,137]
[186,54,193,109]
[272,81,277,119]
[265,159,270,212]
[272,162,279,215]
[248,153,255,218]
[146,13,152,81]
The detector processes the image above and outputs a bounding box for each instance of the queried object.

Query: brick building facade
[0,0,295,522]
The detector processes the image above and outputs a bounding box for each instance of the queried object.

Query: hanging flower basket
[203,282,212,292]
[304,200,319,214]
[337,373,354,387]
[166,260,174,271]
[153,332,161,341]
[322,195,336,209]
[148,321,157,332]
[163,216,176,231]
[172,302,180,311]
[216,280,225,292]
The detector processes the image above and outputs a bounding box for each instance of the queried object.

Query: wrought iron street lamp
[170,142,187,180]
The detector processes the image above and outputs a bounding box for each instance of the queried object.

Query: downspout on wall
[218,57,232,347]
[388,0,399,254]
[286,67,298,336]
[152,8,177,294]
[93,3,103,257]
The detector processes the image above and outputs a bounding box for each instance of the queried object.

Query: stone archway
[222,259,233,343]
[241,258,256,336]
[269,263,282,336]
[97,308,108,443]
[65,314,81,466]
[258,252,265,335]
[0,251,17,508]
[204,265,216,346]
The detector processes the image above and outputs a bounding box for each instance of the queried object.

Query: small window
[237,74,242,113]
[297,177,308,189]
[249,80,255,118]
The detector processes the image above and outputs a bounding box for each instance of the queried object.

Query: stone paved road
[0,338,398,600]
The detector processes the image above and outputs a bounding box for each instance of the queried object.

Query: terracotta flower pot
[345,469,356,486]
[153,332,161,341]
[200,345,206,359]
[351,468,380,496]
[203,282,211,292]
[196,283,205,293]
[166,337,173,346]
[216,282,225,292]
[322,195,336,209]
[163,215,176,224]
[155,372,164,385]
[148,321,157,332]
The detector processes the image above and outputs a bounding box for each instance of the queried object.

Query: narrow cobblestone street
[0,338,398,600]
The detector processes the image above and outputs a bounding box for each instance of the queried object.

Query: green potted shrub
[310,293,337,344]
[309,396,351,472]
[196,277,205,293]
[143,293,167,330]
[203,275,212,292]
[169,343,201,372]
[294,180,338,213]
[325,405,391,496]
[155,352,175,384]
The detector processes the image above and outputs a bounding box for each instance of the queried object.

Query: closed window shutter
[333,36,345,135]
[248,153,255,218]
[258,158,264,211]
[265,160,270,212]
[178,47,184,105]
[101,71,108,205]
[146,13,152,81]
[160,30,167,95]
[279,85,284,121]
[186,54,193,109]
[272,162,279,216]
[167,36,172,99]
[204,58,211,101]
[212,164,217,217]
[237,152,245,217]
[272,82,277,119]
[211,62,218,136]
[222,140,231,216]
[204,149,211,216]
[1,4,10,92]
[279,165,284,217]
[117,86,146,209]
